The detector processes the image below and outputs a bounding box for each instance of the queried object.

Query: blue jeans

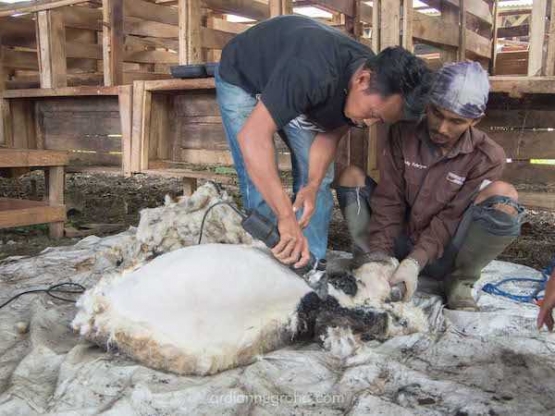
[215,67,334,260]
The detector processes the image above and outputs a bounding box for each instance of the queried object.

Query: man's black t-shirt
[219,15,374,131]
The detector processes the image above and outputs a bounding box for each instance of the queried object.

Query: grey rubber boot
[445,219,518,311]
[336,182,376,268]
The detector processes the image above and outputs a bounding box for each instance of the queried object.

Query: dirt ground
[1,168,554,273]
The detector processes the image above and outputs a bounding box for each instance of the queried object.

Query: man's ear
[470,115,484,127]
[355,69,372,92]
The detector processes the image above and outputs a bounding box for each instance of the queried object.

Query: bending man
[216,15,432,268]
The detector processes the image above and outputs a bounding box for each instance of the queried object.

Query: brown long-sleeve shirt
[367,120,506,267]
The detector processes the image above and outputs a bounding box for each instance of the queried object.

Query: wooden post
[36,10,67,88]
[545,0,555,76]
[47,165,65,238]
[131,80,146,172]
[528,0,547,76]
[102,0,124,86]
[118,86,133,176]
[0,35,6,147]
[402,0,413,52]
[372,0,380,50]
[179,0,202,64]
[380,0,401,48]
[269,0,292,17]
[490,0,499,74]
[458,0,467,62]
[440,1,459,63]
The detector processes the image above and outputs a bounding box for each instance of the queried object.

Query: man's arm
[366,126,408,255]
[409,160,504,268]
[294,126,349,227]
[238,101,310,268]
[538,267,555,330]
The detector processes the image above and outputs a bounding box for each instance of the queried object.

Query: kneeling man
[337,62,524,310]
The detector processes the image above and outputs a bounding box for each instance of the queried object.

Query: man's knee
[337,165,367,187]
[475,181,519,217]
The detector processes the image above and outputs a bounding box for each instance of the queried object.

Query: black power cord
[0,282,86,310]
[197,201,245,245]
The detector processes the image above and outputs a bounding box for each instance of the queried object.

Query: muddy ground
[1,169,554,273]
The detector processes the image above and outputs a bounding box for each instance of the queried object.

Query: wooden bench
[0,149,68,238]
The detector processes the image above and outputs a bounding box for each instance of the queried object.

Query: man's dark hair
[364,46,434,120]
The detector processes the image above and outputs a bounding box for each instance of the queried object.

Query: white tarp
[1,230,554,415]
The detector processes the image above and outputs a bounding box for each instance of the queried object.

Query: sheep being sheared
[73,243,428,376]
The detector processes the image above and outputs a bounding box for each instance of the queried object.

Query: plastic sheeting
[1,229,554,415]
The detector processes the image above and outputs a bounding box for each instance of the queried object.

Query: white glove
[389,258,420,301]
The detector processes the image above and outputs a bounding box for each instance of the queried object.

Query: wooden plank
[494,51,528,76]
[440,1,459,63]
[3,85,125,98]
[178,148,292,170]
[125,35,179,51]
[124,17,179,38]
[203,0,269,21]
[209,17,249,34]
[481,108,555,159]
[0,0,89,17]
[545,0,555,76]
[0,149,68,167]
[528,0,548,76]
[118,85,133,176]
[65,41,103,60]
[403,0,413,51]
[143,77,215,91]
[489,76,555,97]
[9,100,36,149]
[360,2,372,23]
[140,89,152,170]
[124,50,178,64]
[103,0,124,86]
[458,0,466,61]
[123,72,171,83]
[380,0,401,48]
[503,162,555,185]
[179,0,202,64]
[131,80,145,172]
[47,165,65,237]
[519,192,555,210]
[465,30,492,59]
[372,0,380,50]
[497,24,529,38]
[2,49,38,71]
[422,0,492,25]
[412,12,458,48]
[0,201,66,230]
[150,94,170,161]
[0,17,37,48]
[270,0,293,17]
[200,27,235,50]
[141,167,234,183]
[60,6,102,31]
[124,0,178,25]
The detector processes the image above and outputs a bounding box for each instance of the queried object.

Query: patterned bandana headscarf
[429,61,490,119]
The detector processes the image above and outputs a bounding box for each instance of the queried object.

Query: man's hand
[272,214,311,268]
[389,258,420,301]
[537,273,555,331]
[293,184,318,229]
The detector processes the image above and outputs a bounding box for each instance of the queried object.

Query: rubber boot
[445,218,518,311]
[337,185,373,268]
